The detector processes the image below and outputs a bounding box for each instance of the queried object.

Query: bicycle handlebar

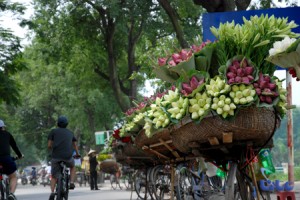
[12,155,24,161]
[73,155,81,159]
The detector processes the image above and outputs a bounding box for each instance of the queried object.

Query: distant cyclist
[0,119,23,200]
[48,116,80,200]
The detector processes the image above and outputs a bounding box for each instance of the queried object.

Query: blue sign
[202,7,300,71]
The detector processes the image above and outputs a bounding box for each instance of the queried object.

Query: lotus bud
[190,76,199,90]
[242,89,251,97]
[191,112,199,119]
[213,97,219,103]
[180,109,185,115]
[228,65,237,73]
[246,96,254,102]
[228,78,235,84]
[229,92,235,98]
[232,60,240,67]
[247,75,254,82]
[206,98,212,104]
[218,100,225,107]
[232,85,239,92]
[239,98,247,104]
[237,68,245,77]
[176,113,182,120]
[242,77,250,84]
[228,109,234,116]
[217,108,223,115]
[198,109,205,116]
[192,104,200,111]
[211,103,218,110]
[250,90,256,97]
[230,103,236,109]
[189,99,197,105]
[269,83,276,90]
[222,112,228,118]
[236,91,243,99]
[255,88,262,95]
[225,98,231,104]
[235,76,242,83]
[158,57,167,66]
[259,95,266,102]
[234,98,240,104]
[265,96,273,104]
[168,60,176,66]
[223,104,230,112]
[204,104,210,110]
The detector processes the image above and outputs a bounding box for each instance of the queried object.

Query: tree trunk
[106,19,130,112]
[158,0,189,48]
[127,16,143,102]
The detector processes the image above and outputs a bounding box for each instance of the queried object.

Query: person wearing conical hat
[88,149,99,190]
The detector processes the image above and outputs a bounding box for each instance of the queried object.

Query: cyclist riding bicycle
[0,119,23,200]
[48,116,80,200]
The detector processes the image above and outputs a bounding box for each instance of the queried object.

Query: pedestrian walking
[88,149,99,190]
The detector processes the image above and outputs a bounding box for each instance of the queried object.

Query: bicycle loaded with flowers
[111,14,299,167]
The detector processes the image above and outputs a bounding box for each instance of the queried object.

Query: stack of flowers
[118,14,296,139]
[266,37,300,81]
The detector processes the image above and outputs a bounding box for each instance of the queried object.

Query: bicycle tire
[122,172,132,190]
[110,174,118,190]
[0,180,4,200]
[64,174,69,200]
[147,166,159,200]
[175,165,193,200]
[133,169,149,199]
[4,179,9,199]
[56,175,63,200]
[151,165,172,200]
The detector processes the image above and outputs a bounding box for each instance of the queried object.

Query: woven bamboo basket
[122,143,153,158]
[135,128,184,160]
[100,159,118,174]
[170,106,277,156]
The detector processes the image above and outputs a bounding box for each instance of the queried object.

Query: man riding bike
[47,116,80,200]
[0,119,23,200]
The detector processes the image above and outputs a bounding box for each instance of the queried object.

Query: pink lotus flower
[158,57,168,66]
[168,49,192,66]
[191,40,211,53]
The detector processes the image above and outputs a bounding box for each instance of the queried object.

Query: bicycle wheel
[110,174,118,190]
[175,165,194,200]
[4,179,9,199]
[147,166,159,200]
[63,174,69,200]
[121,172,132,190]
[133,169,149,199]
[151,165,172,200]
[56,175,63,200]
[0,180,4,200]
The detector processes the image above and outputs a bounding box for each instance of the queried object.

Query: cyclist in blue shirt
[48,116,80,200]
[0,119,23,200]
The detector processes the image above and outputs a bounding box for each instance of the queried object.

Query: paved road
[14,181,300,200]
[15,181,139,200]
